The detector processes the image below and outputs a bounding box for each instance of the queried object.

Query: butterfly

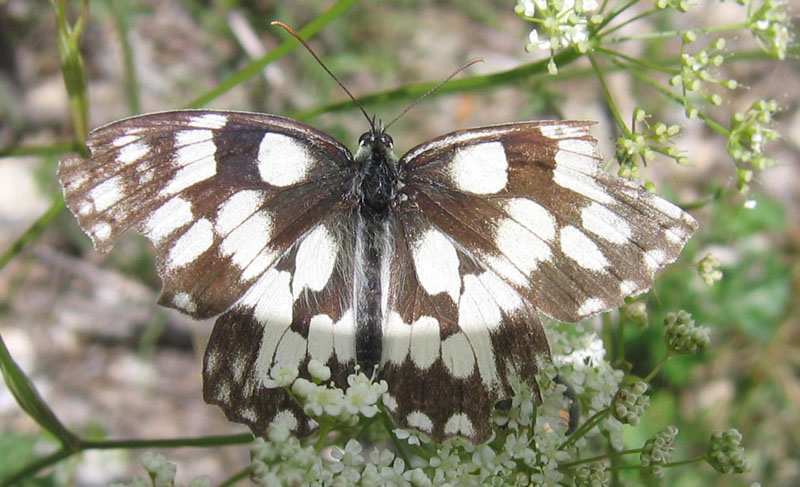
[58,106,697,442]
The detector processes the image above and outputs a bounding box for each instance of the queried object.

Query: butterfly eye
[380,134,394,148]
[358,133,373,147]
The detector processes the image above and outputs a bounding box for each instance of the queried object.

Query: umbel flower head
[611,382,649,425]
[706,429,752,474]
[515,0,603,73]
[640,425,679,477]
[663,310,711,354]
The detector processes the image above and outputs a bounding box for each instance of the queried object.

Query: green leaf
[0,333,79,448]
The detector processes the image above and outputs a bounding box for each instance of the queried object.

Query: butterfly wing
[59,110,360,435]
[400,120,697,322]
[382,120,697,441]
[380,208,548,442]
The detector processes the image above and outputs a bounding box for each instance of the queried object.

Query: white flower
[140,452,176,487]
[308,359,332,382]
[394,428,425,445]
[341,375,386,418]
[527,29,552,51]
[403,467,432,487]
[263,364,299,388]
[330,439,365,473]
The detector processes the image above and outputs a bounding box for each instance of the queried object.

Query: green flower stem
[54,0,90,151]
[598,0,642,29]
[381,412,413,465]
[559,407,612,450]
[109,0,141,113]
[560,448,644,468]
[605,54,730,136]
[643,351,674,383]
[598,8,661,37]
[0,447,73,487]
[588,53,630,137]
[219,466,255,487]
[313,423,334,452]
[596,46,679,75]
[606,463,644,471]
[603,22,750,44]
[0,141,80,158]
[0,434,253,487]
[0,331,79,447]
[0,199,65,273]
[186,0,358,109]
[615,309,626,363]
[81,434,253,449]
[665,456,706,468]
[292,47,584,121]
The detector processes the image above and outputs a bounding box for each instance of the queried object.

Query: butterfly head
[353,128,400,219]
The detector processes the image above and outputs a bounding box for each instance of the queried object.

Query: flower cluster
[252,323,629,487]
[653,0,692,12]
[616,109,687,182]
[746,0,792,60]
[611,382,650,426]
[515,0,602,73]
[251,425,317,487]
[727,99,780,192]
[697,253,724,285]
[706,429,752,474]
[640,425,679,477]
[663,310,711,354]
[109,453,209,487]
[286,360,388,425]
[670,37,738,119]
[623,301,649,330]
[575,463,610,487]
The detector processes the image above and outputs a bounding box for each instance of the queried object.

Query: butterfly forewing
[400,120,698,322]
[59,110,355,318]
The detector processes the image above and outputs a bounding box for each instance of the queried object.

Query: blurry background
[0,0,798,485]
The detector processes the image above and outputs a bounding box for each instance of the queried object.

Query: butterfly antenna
[384,57,486,131]
[272,21,375,131]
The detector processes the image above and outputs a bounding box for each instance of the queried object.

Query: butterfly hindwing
[203,212,359,436]
[379,210,548,442]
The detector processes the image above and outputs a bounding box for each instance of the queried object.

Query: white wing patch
[444,413,475,437]
[87,176,124,212]
[162,133,218,195]
[220,210,273,272]
[257,133,312,186]
[245,268,294,386]
[559,225,609,271]
[495,217,552,275]
[504,197,557,242]
[580,203,632,244]
[168,218,214,269]
[411,228,461,303]
[292,225,338,300]
[441,333,475,378]
[117,140,150,166]
[408,316,440,370]
[216,190,265,235]
[449,142,508,194]
[383,311,411,365]
[144,196,194,244]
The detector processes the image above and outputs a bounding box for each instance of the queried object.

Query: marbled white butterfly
[58,28,697,443]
